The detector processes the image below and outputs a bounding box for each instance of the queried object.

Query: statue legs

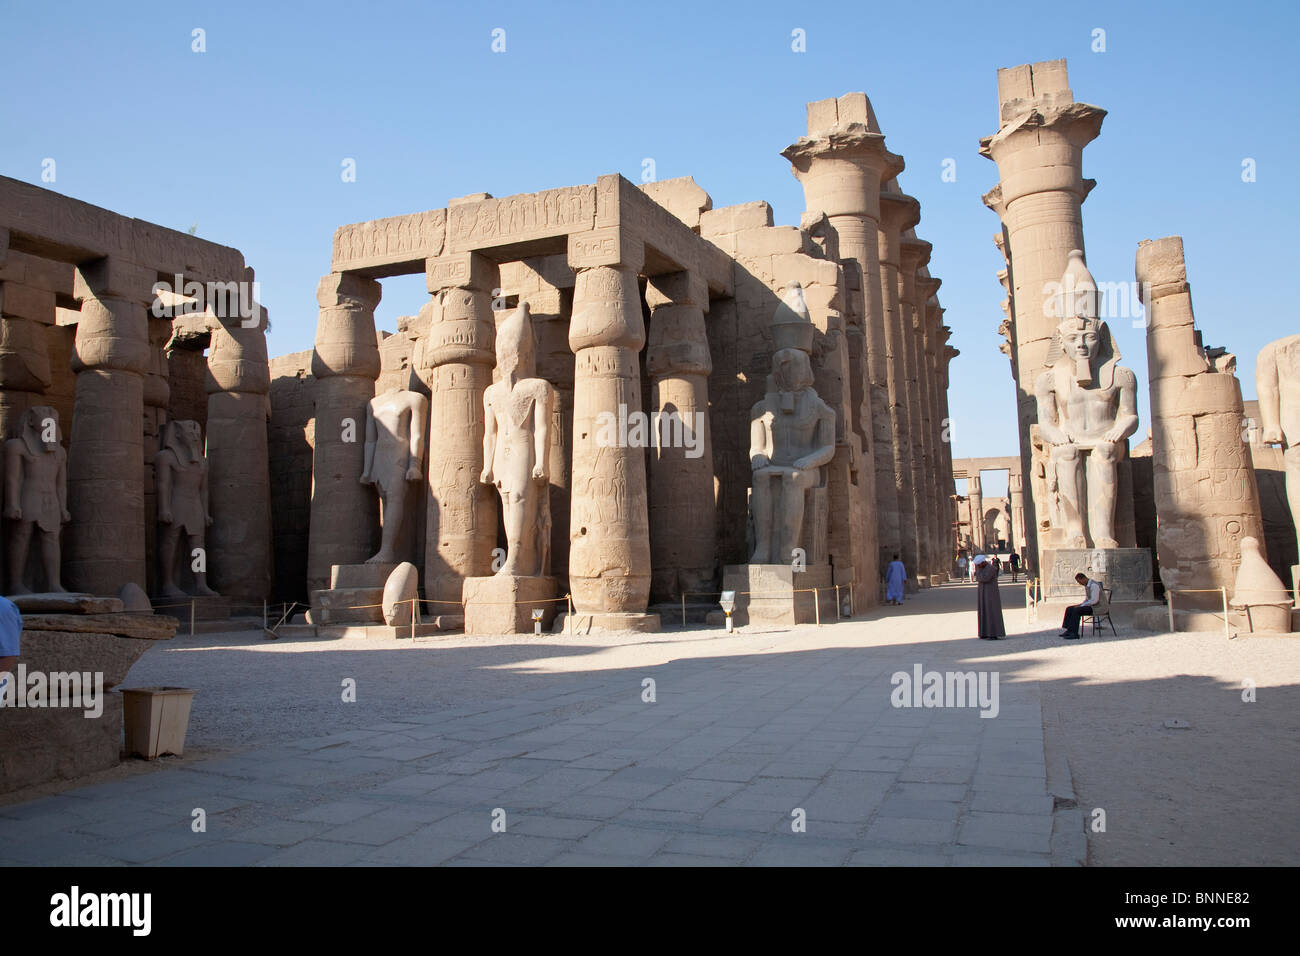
[1086,441,1120,548]
[1050,444,1087,547]
[38,528,63,593]
[500,488,541,576]
[367,484,407,564]
[6,521,34,594]
[188,532,218,596]
[158,523,185,599]
[751,467,816,564]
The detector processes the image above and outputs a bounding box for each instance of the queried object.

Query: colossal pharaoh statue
[1034,251,1139,549]
[1257,334,1300,560]
[481,303,556,577]
[155,419,217,599]
[361,381,428,564]
[748,283,837,566]
[4,406,70,594]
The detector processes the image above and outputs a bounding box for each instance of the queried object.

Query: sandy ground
[8,581,1298,865]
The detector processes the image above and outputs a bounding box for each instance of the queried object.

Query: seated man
[1059,572,1102,639]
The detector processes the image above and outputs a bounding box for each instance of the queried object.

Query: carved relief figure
[156,419,217,599]
[481,304,556,577]
[4,406,69,594]
[1035,251,1139,548]
[361,383,428,564]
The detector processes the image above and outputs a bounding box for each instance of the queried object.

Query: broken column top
[805,92,881,135]
[996,59,1073,120]
[1135,235,1189,301]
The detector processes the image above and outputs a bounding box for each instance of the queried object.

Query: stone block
[463,575,559,635]
[721,563,835,626]
[311,586,385,624]
[330,563,396,589]
[1042,548,1154,602]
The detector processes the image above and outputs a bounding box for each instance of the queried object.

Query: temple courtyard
[2,580,1296,867]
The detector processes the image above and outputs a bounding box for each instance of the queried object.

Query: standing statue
[360,383,428,564]
[1035,251,1140,548]
[4,406,70,594]
[481,303,555,577]
[1257,334,1300,559]
[748,347,836,565]
[156,419,217,598]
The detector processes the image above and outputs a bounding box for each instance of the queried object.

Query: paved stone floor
[0,584,1083,866]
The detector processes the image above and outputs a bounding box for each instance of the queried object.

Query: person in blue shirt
[885,554,907,606]
[0,595,21,700]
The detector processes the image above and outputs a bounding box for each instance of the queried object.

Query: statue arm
[1034,373,1069,445]
[407,398,427,481]
[481,393,497,484]
[1109,369,1140,441]
[795,403,838,470]
[201,459,212,525]
[1257,345,1282,443]
[532,388,553,481]
[360,402,377,484]
[57,449,69,520]
[749,409,771,470]
[156,453,173,523]
[3,442,20,519]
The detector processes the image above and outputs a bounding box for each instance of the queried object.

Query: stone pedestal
[463,574,557,635]
[721,563,835,626]
[309,562,395,625]
[1043,548,1153,602]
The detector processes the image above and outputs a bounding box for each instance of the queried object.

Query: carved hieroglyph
[361,386,428,564]
[1034,251,1139,548]
[749,285,837,565]
[1257,334,1300,561]
[155,419,216,599]
[4,405,69,594]
[481,303,556,577]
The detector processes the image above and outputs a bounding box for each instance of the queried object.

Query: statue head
[163,419,203,463]
[495,302,537,383]
[22,406,60,452]
[771,347,815,394]
[1047,315,1123,388]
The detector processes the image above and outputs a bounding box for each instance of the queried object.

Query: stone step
[310,586,385,625]
[330,563,398,589]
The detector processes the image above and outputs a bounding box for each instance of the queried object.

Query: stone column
[66,258,155,594]
[980,59,1105,568]
[420,253,498,604]
[941,342,960,559]
[922,296,947,582]
[968,475,984,553]
[910,275,940,583]
[567,236,653,621]
[646,271,715,602]
[897,239,931,582]
[1136,236,1263,609]
[877,190,919,577]
[784,93,903,604]
[0,242,55,442]
[141,316,171,597]
[1009,470,1028,555]
[306,272,381,594]
[205,277,272,601]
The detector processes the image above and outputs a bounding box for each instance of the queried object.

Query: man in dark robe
[974,554,1006,639]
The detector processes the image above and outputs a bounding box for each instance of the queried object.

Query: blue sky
[2,0,1296,493]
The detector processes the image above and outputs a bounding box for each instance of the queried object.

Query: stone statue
[1035,251,1139,548]
[360,384,428,564]
[749,347,836,565]
[1257,334,1300,559]
[155,419,217,599]
[4,406,70,594]
[481,303,555,577]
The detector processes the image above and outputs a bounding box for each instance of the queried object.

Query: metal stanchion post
[1221,587,1230,639]
[1167,591,1176,633]
[814,588,821,627]
[681,594,686,628]
[190,599,196,637]
[567,594,573,636]
[835,585,841,620]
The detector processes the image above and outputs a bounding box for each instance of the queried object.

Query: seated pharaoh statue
[1034,250,1140,549]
